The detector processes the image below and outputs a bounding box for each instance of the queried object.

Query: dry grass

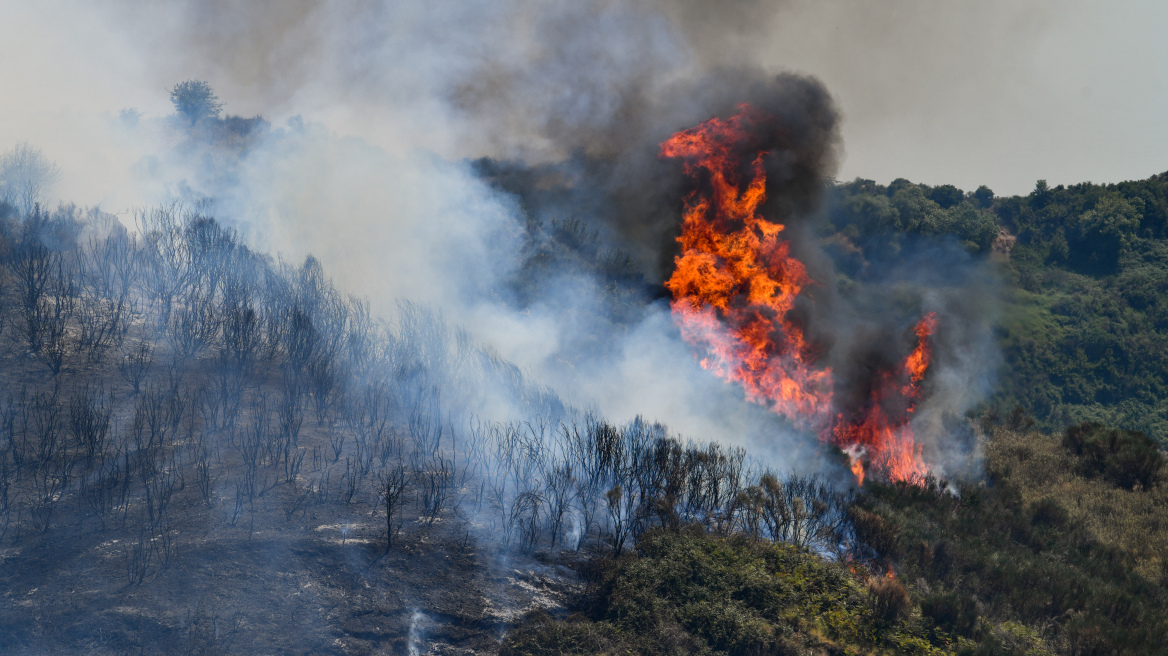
[986,428,1168,582]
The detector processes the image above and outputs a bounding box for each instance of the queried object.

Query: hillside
[498,174,1168,656]
[4,2,1167,654]
[2,131,1168,654]
[823,174,1168,443]
[504,419,1168,656]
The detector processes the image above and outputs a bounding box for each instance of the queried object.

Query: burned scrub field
[1,172,1167,656]
[0,204,866,653]
[0,205,590,654]
[0,205,600,652]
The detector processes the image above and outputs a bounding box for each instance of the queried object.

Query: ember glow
[662,104,937,485]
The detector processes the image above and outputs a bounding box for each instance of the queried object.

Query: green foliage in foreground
[504,527,957,656]
[855,422,1168,656]
[506,418,1168,656]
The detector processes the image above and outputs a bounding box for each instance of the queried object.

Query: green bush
[1063,421,1164,489]
[504,526,948,655]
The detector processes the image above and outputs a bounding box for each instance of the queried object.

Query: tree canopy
[170,79,223,125]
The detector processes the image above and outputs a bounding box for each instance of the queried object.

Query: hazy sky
[764,1,1168,196]
[1,0,1166,203]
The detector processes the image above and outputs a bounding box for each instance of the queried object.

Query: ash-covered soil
[0,208,783,655]
[0,483,586,655]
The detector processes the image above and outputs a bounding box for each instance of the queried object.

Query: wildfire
[661,104,833,423]
[829,313,936,484]
[661,104,936,485]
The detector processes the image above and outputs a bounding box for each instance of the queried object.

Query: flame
[662,104,833,424]
[661,104,936,485]
[831,313,936,484]
[849,452,866,487]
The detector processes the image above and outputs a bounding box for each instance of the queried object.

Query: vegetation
[170,79,224,126]
[503,174,1168,656]
[504,527,951,656]
[487,166,1168,445]
[854,418,1168,656]
[507,417,1167,656]
[823,174,1168,444]
[0,142,60,216]
[3,79,1166,654]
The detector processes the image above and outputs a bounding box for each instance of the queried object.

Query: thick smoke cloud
[4,0,998,477]
[83,0,839,467]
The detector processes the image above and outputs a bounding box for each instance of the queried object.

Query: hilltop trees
[170,79,224,126]
[0,142,60,217]
[824,174,1168,443]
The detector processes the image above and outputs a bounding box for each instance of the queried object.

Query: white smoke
[0,0,1005,476]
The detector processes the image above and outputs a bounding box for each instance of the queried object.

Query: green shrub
[504,526,947,655]
[921,592,979,638]
[1063,421,1164,489]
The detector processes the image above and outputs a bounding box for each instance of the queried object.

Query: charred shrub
[1063,422,1164,489]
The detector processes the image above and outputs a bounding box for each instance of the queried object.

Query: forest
[823,173,1168,442]
[0,81,1165,655]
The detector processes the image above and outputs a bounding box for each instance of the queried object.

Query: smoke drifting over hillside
[0,2,1025,654]
[2,0,999,478]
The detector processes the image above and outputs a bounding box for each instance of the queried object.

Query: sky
[762,1,1168,195]
[2,0,1166,201]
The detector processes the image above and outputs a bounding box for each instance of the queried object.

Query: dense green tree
[170,79,223,126]
[929,184,965,209]
[973,185,994,208]
[1067,193,1141,271]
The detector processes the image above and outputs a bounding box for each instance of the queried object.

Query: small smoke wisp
[408,608,430,656]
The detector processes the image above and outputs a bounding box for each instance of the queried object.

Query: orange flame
[831,313,936,484]
[662,104,833,424]
[662,104,935,485]
[849,453,866,487]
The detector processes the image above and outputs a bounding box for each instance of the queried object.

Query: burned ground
[0,203,860,654]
